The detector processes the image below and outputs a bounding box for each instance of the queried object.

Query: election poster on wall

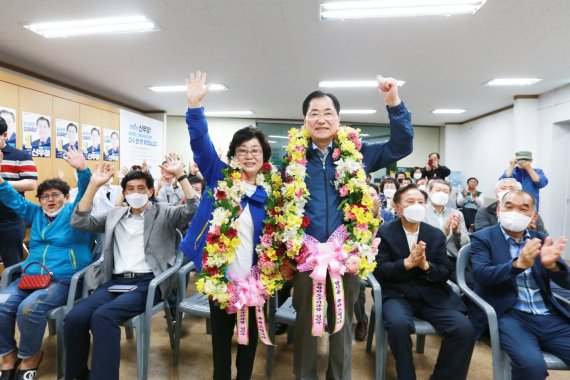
[22,112,51,158]
[0,107,17,148]
[82,124,101,161]
[119,109,164,179]
[103,128,119,162]
[55,119,79,159]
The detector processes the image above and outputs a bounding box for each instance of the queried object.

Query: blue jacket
[303,102,413,243]
[469,224,570,338]
[180,107,267,272]
[0,168,94,280]
[499,166,548,210]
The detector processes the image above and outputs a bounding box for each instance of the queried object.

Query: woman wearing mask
[379,177,399,211]
[0,147,93,380]
[180,71,284,380]
[411,167,424,183]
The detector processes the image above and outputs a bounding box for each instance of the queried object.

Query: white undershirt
[227,183,257,280]
[113,206,152,274]
[403,225,420,252]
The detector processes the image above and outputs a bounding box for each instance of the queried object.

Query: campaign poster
[82,124,101,161]
[22,111,51,157]
[0,107,17,148]
[103,128,119,162]
[119,109,164,179]
[55,119,79,159]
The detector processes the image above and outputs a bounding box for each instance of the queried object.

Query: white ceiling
[1,0,569,126]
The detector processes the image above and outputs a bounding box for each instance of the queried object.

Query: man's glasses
[236,148,263,158]
[305,112,337,121]
[39,192,64,201]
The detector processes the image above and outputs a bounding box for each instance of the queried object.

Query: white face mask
[430,191,449,206]
[498,211,532,232]
[497,190,510,201]
[383,188,396,198]
[413,172,422,180]
[125,193,149,209]
[44,205,65,218]
[402,204,426,224]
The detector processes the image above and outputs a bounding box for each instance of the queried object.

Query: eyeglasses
[305,112,337,121]
[236,148,263,157]
[39,192,64,201]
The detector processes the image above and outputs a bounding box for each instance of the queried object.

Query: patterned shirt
[0,144,38,228]
[500,226,550,315]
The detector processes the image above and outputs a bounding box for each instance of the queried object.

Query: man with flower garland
[280,75,414,379]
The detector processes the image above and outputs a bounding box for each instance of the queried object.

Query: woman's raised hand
[186,71,209,108]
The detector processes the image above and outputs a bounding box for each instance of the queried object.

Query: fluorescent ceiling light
[268,135,289,139]
[484,78,542,86]
[340,109,377,115]
[148,84,227,92]
[321,1,487,19]
[360,133,370,137]
[432,108,466,114]
[319,80,405,88]
[24,16,157,38]
[204,111,254,117]
[267,140,277,144]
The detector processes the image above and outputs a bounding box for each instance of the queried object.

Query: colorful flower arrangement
[280,126,380,278]
[196,159,285,311]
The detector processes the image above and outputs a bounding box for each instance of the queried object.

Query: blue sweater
[180,108,267,273]
[303,102,413,243]
[0,168,94,280]
[499,166,548,210]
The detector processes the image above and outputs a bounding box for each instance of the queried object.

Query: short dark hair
[393,184,427,205]
[429,152,440,159]
[302,91,341,116]
[368,183,379,195]
[379,177,400,193]
[37,178,70,198]
[0,116,7,135]
[67,123,78,133]
[90,127,100,136]
[189,176,206,195]
[36,116,50,127]
[227,126,272,162]
[121,170,154,190]
[111,131,119,139]
[467,177,478,184]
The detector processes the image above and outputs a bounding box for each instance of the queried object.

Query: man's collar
[499,224,531,244]
[127,202,152,217]
[310,140,333,154]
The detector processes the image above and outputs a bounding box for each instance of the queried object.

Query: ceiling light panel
[24,16,157,38]
[339,109,377,115]
[484,78,542,86]
[432,108,466,114]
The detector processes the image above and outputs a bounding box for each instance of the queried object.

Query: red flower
[264,223,276,235]
[215,189,227,200]
[226,228,238,239]
[301,215,310,228]
[206,233,218,245]
[206,265,219,276]
[262,162,272,172]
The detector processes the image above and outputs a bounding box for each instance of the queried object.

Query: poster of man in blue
[0,108,17,148]
[103,128,119,162]
[22,111,51,157]
[55,119,79,159]
[82,124,101,160]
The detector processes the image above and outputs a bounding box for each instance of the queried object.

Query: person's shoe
[355,320,368,341]
[0,358,22,380]
[14,352,42,380]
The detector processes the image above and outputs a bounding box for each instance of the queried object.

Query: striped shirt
[0,144,38,228]
[500,226,551,315]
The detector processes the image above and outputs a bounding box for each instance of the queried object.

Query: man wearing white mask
[424,179,470,257]
[374,184,474,380]
[474,178,547,233]
[470,190,570,380]
[65,154,199,380]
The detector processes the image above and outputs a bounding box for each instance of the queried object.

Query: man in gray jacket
[64,156,198,380]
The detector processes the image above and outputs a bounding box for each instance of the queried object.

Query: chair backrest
[456,243,472,290]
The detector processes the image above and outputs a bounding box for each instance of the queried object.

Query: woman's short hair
[37,178,70,198]
[227,126,272,163]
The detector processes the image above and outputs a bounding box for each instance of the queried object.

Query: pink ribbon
[298,226,348,337]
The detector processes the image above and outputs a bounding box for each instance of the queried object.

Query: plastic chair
[120,230,183,380]
[365,274,462,380]
[456,243,570,379]
[0,258,96,380]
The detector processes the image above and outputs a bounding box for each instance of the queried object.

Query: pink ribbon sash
[298,226,348,337]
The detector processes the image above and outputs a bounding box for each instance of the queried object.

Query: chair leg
[173,309,184,366]
[366,308,376,353]
[164,304,175,349]
[48,318,57,336]
[206,318,212,335]
[125,324,134,340]
[55,312,65,380]
[416,335,426,354]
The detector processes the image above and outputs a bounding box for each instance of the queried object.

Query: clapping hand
[540,236,568,271]
[376,75,401,107]
[90,164,116,187]
[186,71,209,108]
[515,238,542,269]
[63,146,87,171]
[405,241,428,270]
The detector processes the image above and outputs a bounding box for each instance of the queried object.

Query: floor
[14,276,570,379]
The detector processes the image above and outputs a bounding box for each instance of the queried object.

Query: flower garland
[196,159,286,311]
[280,126,380,278]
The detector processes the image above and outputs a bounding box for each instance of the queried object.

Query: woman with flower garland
[180,71,284,380]
[278,75,414,380]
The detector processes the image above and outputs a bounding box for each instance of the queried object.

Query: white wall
[399,126,441,168]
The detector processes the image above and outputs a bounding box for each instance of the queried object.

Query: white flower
[211,208,231,226]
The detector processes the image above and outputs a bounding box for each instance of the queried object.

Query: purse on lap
[17,261,53,290]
